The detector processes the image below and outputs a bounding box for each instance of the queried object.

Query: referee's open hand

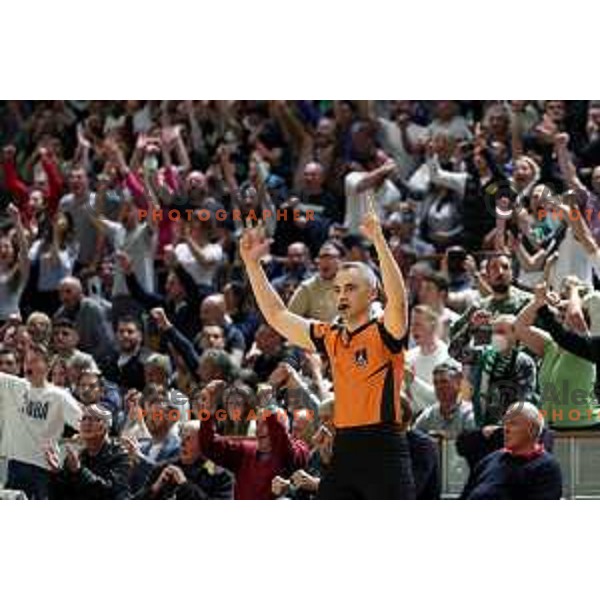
[359,193,383,242]
[240,219,272,264]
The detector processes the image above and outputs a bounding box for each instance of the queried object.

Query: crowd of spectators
[2,99,599,499]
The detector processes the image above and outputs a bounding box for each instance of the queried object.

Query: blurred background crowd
[1,99,600,499]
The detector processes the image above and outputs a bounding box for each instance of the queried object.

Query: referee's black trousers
[317,425,416,500]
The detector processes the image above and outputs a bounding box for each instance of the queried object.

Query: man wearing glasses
[288,240,344,323]
[45,404,130,499]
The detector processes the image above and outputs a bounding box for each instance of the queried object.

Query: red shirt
[199,414,309,500]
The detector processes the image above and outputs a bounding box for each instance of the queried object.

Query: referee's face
[334,269,373,321]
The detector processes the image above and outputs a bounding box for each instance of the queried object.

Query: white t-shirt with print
[0,374,82,470]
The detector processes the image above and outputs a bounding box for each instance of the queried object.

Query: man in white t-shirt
[173,220,223,289]
[1,344,82,498]
[377,101,428,181]
[405,305,450,415]
[95,199,157,296]
[344,163,401,234]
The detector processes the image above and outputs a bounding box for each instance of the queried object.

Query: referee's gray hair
[338,261,379,291]
[504,401,544,438]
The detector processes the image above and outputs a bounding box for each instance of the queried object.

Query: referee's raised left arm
[360,194,408,340]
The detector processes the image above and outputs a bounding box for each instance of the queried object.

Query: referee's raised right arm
[239,222,316,353]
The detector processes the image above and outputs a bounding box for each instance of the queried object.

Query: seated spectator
[136,420,234,500]
[415,362,476,437]
[461,402,562,500]
[46,403,130,500]
[200,407,309,499]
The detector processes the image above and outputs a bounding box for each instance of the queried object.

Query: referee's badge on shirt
[354,348,368,368]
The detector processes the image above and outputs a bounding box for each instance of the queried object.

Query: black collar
[333,318,377,346]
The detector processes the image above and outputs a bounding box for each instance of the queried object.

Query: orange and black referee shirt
[309,317,407,429]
